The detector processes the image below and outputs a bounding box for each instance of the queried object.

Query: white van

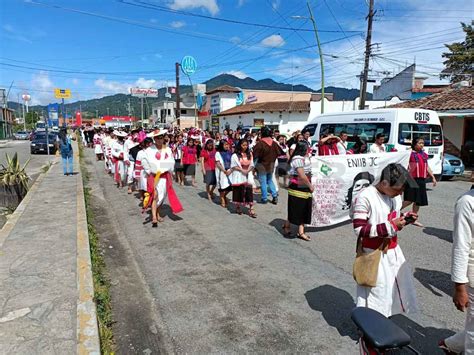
[302,108,444,175]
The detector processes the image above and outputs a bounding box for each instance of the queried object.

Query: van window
[303,123,318,136]
[320,123,391,143]
[398,123,443,146]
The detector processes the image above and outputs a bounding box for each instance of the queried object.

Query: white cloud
[72,78,80,85]
[94,77,165,96]
[150,18,158,24]
[219,70,248,79]
[260,34,285,48]
[170,20,186,28]
[230,36,241,44]
[169,0,219,15]
[237,0,245,7]
[29,71,55,105]
[154,53,163,59]
[271,0,280,9]
[2,24,33,43]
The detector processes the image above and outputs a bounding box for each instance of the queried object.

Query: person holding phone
[351,163,419,318]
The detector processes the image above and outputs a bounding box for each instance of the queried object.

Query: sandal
[157,216,164,222]
[297,233,311,241]
[249,210,257,218]
[152,221,158,228]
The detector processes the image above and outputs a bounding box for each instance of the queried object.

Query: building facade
[0,107,15,139]
[392,86,474,166]
[373,64,449,100]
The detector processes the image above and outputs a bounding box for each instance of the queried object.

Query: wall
[242,90,312,104]
[373,64,415,100]
[441,117,464,150]
[219,111,309,133]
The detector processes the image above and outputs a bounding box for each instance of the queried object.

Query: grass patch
[41,162,53,174]
[78,139,115,354]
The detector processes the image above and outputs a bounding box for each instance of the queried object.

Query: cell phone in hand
[404,215,416,224]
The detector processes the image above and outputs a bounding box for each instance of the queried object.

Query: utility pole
[140,97,144,128]
[307,1,325,114]
[175,62,181,127]
[359,0,375,110]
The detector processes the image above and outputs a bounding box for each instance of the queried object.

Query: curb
[0,159,57,249]
[76,142,101,354]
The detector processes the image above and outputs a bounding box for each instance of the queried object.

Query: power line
[322,0,360,52]
[117,0,364,33]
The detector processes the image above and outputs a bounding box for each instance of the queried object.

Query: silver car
[14,131,29,140]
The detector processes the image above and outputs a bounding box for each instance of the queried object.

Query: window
[180,109,187,115]
[304,123,318,136]
[320,123,391,143]
[168,109,171,115]
[398,123,443,146]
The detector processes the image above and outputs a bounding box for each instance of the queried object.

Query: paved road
[84,146,470,354]
[0,140,55,180]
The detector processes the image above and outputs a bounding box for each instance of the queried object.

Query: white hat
[115,131,128,138]
[147,129,168,138]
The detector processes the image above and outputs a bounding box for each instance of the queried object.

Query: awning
[438,111,474,118]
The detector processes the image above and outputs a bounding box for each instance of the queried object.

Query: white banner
[310,151,411,227]
[130,87,159,98]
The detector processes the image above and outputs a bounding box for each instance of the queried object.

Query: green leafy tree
[441,22,474,83]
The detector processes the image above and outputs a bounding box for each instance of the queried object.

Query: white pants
[156,177,167,207]
[445,286,474,354]
[127,161,135,184]
[115,160,126,182]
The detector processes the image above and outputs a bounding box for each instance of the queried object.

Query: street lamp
[292,1,325,113]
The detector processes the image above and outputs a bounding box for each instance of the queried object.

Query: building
[100,115,138,128]
[0,107,15,139]
[152,101,176,126]
[200,85,333,131]
[373,64,450,100]
[391,86,474,165]
[217,96,403,133]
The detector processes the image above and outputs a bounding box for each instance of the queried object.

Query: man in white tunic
[142,129,182,227]
[111,130,128,187]
[351,163,419,317]
[441,180,474,354]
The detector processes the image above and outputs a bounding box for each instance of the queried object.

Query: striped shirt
[408,151,428,179]
[351,185,402,250]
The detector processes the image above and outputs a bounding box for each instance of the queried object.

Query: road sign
[130,87,159,98]
[236,91,244,105]
[54,88,71,99]
[181,56,197,76]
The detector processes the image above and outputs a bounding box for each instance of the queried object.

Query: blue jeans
[62,152,73,174]
[258,172,277,202]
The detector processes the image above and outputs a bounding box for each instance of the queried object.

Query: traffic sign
[181,56,197,76]
[54,88,71,99]
[236,91,244,105]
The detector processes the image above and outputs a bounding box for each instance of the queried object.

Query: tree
[441,22,474,83]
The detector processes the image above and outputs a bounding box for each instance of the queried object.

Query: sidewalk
[0,142,99,354]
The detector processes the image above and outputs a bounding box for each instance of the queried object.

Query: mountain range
[7,74,371,118]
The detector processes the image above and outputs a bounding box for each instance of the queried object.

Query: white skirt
[155,177,167,207]
[94,145,103,154]
[356,245,418,317]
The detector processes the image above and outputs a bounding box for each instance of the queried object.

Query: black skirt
[277,158,288,176]
[204,170,217,186]
[183,163,196,176]
[404,177,428,206]
[287,183,312,225]
[174,159,184,172]
[232,184,254,205]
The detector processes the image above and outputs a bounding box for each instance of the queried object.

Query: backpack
[60,136,72,155]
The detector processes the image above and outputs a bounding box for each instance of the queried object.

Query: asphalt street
[84,146,470,354]
[0,140,55,180]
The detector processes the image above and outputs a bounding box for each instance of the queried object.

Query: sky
[0,0,471,105]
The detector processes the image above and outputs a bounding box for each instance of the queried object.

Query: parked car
[14,131,30,140]
[442,153,465,180]
[30,132,58,154]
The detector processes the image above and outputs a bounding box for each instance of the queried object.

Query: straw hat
[147,129,168,138]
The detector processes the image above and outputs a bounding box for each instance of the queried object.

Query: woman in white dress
[215,140,233,208]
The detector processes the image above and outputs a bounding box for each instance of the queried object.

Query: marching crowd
[75,123,473,354]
